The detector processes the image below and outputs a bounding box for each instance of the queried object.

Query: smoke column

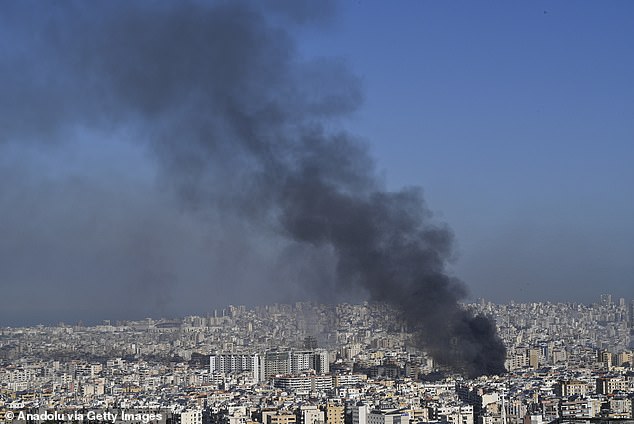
[0,1,506,376]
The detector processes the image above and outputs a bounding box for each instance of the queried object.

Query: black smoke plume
[0,1,505,376]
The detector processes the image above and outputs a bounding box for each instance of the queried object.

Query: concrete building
[555,380,589,397]
[596,376,628,394]
[299,406,325,424]
[263,351,292,380]
[351,403,370,424]
[209,353,261,382]
[367,410,409,424]
[272,375,333,393]
[325,403,345,424]
[268,413,297,424]
[180,409,203,424]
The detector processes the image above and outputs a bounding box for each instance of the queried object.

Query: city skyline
[0,2,633,327]
[2,297,633,420]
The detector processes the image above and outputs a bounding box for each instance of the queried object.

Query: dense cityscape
[1,295,633,424]
[2,2,633,424]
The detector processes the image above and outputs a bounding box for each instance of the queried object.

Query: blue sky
[0,1,633,325]
[296,1,634,302]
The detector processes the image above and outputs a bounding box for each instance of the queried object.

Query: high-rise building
[313,349,330,374]
[528,349,540,369]
[597,349,613,369]
[209,353,260,382]
[262,349,330,380]
[291,351,313,374]
[272,375,333,393]
[263,350,292,380]
[616,351,632,367]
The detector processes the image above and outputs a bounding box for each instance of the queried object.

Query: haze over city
[0,1,633,327]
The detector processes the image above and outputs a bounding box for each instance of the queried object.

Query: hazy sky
[1,1,633,325]
[311,1,634,304]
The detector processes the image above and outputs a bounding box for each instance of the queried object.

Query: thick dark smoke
[0,1,505,376]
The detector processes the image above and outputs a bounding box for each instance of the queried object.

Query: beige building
[556,380,589,397]
[268,413,297,424]
[326,403,345,424]
[528,349,540,369]
[596,376,628,394]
